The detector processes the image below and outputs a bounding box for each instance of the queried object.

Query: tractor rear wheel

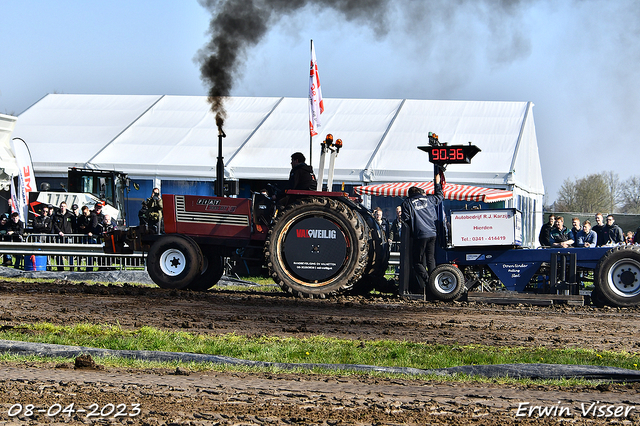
[265,197,369,298]
[186,248,224,291]
[428,264,465,301]
[595,245,640,307]
[147,235,203,290]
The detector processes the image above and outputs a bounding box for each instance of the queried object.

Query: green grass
[2,322,639,373]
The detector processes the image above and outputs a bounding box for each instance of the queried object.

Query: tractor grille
[174,196,249,226]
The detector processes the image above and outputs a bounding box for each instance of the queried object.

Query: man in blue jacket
[401,172,444,290]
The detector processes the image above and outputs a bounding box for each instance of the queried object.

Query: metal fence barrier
[0,234,145,271]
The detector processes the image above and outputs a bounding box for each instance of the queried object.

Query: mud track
[1,279,639,425]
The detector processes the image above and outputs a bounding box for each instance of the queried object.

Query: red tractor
[107,189,389,298]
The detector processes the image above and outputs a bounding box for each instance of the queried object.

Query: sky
[2,0,639,204]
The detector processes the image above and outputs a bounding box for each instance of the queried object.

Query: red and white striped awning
[354,182,513,203]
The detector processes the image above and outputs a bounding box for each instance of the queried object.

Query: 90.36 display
[418,144,481,165]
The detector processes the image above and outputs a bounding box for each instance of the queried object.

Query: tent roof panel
[12,94,543,195]
[90,96,282,172]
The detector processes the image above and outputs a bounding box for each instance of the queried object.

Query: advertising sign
[451,208,522,247]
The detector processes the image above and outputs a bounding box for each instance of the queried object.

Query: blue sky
[2,0,639,203]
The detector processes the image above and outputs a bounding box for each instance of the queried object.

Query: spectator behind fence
[373,207,390,241]
[569,217,581,248]
[76,205,96,268]
[100,214,117,234]
[550,216,574,248]
[592,213,606,246]
[33,206,52,234]
[52,202,74,236]
[577,220,597,247]
[90,202,106,235]
[7,212,25,268]
[70,204,79,233]
[51,202,75,271]
[76,206,93,238]
[388,206,402,250]
[625,231,634,245]
[0,215,10,266]
[538,214,555,247]
[603,215,624,245]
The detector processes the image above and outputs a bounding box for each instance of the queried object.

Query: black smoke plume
[197,0,390,128]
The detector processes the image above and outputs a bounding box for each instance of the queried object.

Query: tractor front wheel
[147,235,203,290]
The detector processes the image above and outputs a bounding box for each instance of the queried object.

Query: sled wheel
[428,264,464,301]
[186,248,224,291]
[595,245,640,307]
[265,197,369,298]
[147,235,203,289]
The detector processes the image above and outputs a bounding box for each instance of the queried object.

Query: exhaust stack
[216,114,226,197]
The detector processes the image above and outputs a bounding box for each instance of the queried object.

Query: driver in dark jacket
[288,152,317,191]
[401,172,444,290]
[277,152,318,209]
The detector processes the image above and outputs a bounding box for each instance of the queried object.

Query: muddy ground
[0,279,640,425]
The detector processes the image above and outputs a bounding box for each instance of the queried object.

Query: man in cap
[90,202,106,235]
[51,201,75,270]
[70,204,80,233]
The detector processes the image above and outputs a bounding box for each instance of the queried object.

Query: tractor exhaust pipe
[216,124,226,197]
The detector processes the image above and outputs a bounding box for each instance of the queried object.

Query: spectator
[625,231,634,245]
[76,206,94,239]
[76,206,95,268]
[569,217,581,247]
[101,214,117,233]
[592,213,606,247]
[576,220,597,248]
[70,204,80,233]
[538,214,555,247]
[146,188,163,234]
[90,202,106,235]
[51,202,74,236]
[373,207,390,241]
[138,200,148,227]
[51,202,75,271]
[388,206,402,251]
[634,226,640,245]
[603,215,624,245]
[550,216,574,248]
[33,206,52,234]
[7,212,25,268]
[0,215,10,265]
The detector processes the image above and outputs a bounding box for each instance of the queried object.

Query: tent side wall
[16,95,545,241]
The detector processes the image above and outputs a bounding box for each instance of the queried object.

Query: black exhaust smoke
[197,0,391,129]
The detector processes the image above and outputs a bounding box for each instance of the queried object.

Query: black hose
[1,339,639,381]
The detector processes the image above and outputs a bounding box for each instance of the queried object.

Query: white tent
[0,113,19,189]
[13,94,544,245]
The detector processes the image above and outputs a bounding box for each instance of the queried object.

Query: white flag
[10,177,18,215]
[308,40,324,137]
[9,137,36,222]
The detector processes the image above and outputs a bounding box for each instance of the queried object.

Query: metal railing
[0,234,144,271]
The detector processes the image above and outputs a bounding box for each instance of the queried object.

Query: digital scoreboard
[418,144,481,165]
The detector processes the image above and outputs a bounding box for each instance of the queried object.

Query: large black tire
[594,245,640,307]
[265,197,370,298]
[147,235,203,290]
[428,264,465,301]
[186,248,224,291]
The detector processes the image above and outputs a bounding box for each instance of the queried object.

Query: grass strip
[1,322,639,372]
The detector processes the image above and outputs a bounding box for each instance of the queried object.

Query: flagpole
[309,39,313,167]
